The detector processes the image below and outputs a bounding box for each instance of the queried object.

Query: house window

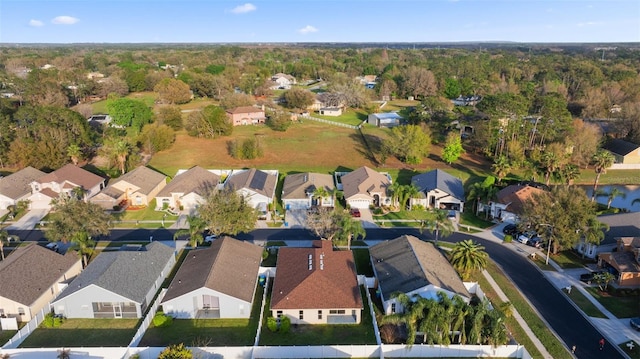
[299,310,304,320]
[391,303,396,313]
[318,310,322,320]
[329,309,346,315]
[18,307,25,316]
[276,311,283,318]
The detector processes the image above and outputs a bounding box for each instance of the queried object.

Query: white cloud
[298,25,318,34]
[29,19,44,27]
[51,16,79,25]
[231,3,256,14]
[577,21,603,27]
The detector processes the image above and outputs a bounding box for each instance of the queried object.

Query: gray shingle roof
[370,235,470,301]
[602,138,640,156]
[156,166,220,198]
[281,172,335,200]
[0,166,46,200]
[225,168,277,198]
[54,242,174,304]
[411,169,465,201]
[106,166,166,196]
[0,243,80,306]
[162,237,263,303]
[597,212,640,245]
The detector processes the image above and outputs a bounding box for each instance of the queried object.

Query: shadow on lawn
[20,328,137,348]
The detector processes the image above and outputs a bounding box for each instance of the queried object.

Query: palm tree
[336,212,366,250]
[560,163,580,188]
[426,208,455,245]
[605,187,626,209]
[67,144,82,166]
[379,292,427,346]
[540,150,562,186]
[388,181,403,210]
[581,217,609,258]
[449,239,489,280]
[0,230,18,260]
[399,184,419,211]
[102,137,132,175]
[468,299,489,344]
[591,149,615,201]
[466,181,489,216]
[70,232,96,268]
[312,186,329,207]
[173,215,206,248]
[491,155,511,184]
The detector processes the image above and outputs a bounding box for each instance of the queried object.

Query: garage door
[349,200,371,209]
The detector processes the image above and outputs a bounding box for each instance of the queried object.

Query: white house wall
[162,287,253,319]
[238,189,270,209]
[52,284,141,319]
[274,308,361,325]
[0,195,15,210]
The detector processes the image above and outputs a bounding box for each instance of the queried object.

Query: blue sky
[1,0,638,43]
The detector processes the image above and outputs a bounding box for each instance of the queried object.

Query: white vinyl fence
[2,306,48,349]
[300,114,361,129]
[128,288,167,347]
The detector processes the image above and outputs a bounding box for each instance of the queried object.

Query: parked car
[350,208,361,218]
[527,237,542,248]
[204,234,217,243]
[517,231,537,245]
[503,224,519,236]
[579,271,605,285]
[45,242,59,252]
[630,317,640,331]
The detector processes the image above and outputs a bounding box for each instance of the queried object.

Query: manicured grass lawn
[584,287,640,318]
[563,287,607,318]
[575,169,640,186]
[550,250,595,269]
[529,253,557,271]
[20,319,139,348]
[352,248,374,276]
[313,108,367,126]
[619,340,640,358]
[0,329,16,346]
[259,286,376,345]
[376,210,432,221]
[140,285,263,346]
[459,212,494,229]
[113,205,177,221]
[111,221,172,229]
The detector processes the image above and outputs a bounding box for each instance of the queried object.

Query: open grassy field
[313,108,367,126]
[20,319,139,347]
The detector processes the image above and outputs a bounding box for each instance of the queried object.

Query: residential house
[489,184,545,222]
[29,164,106,210]
[225,169,278,214]
[575,212,640,260]
[226,106,266,126]
[370,235,471,315]
[270,73,296,89]
[270,240,362,325]
[0,243,82,322]
[341,166,391,209]
[318,107,342,116]
[161,237,263,319]
[451,95,482,106]
[51,242,175,319]
[281,172,335,210]
[0,167,46,210]
[598,237,640,286]
[367,112,403,128]
[154,166,220,213]
[90,166,167,210]
[602,138,640,164]
[410,169,465,212]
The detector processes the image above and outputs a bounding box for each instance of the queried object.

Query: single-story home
[410,169,465,212]
[341,166,391,209]
[370,235,471,315]
[367,112,402,128]
[318,107,342,116]
[0,243,82,322]
[226,106,266,126]
[271,240,362,325]
[575,212,640,260]
[281,172,335,210]
[0,166,46,210]
[489,184,545,222]
[602,138,640,164]
[29,164,106,210]
[90,166,167,210]
[598,237,640,287]
[155,166,220,214]
[52,242,175,319]
[270,73,296,89]
[161,237,263,319]
[225,169,278,212]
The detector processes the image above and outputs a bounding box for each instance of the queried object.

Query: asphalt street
[11,227,623,359]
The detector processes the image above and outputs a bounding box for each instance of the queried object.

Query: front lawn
[549,250,595,269]
[376,210,432,221]
[139,285,263,346]
[113,205,177,221]
[563,287,607,318]
[259,286,376,345]
[19,319,139,347]
[585,287,640,318]
[459,212,494,229]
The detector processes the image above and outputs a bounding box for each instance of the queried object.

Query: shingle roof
[341,166,390,200]
[225,169,277,198]
[597,212,640,245]
[271,240,362,310]
[226,106,264,115]
[0,243,80,306]
[495,184,545,215]
[0,167,46,200]
[281,173,335,200]
[36,164,105,190]
[162,237,263,303]
[156,166,220,198]
[602,139,640,156]
[370,235,470,301]
[411,169,465,201]
[106,166,166,196]
[54,242,174,304]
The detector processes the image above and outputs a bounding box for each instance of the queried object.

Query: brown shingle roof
[156,166,220,198]
[0,243,80,306]
[271,240,362,310]
[341,166,390,200]
[0,166,46,200]
[281,173,334,200]
[226,106,264,115]
[36,164,105,190]
[495,184,545,215]
[107,166,166,196]
[162,237,263,303]
[225,169,277,198]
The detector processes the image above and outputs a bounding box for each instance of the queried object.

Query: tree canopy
[185,105,232,138]
[198,188,258,236]
[383,124,432,165]
[106,98,153,133]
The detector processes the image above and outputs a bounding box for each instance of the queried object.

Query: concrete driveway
[284,209,308,228]
[357,208,378,228]
[5,209,49,230]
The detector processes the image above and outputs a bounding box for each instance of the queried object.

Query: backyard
[19,319,139,348]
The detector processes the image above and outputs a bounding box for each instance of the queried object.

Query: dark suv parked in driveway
[503,224,519,236]
[579,271,605,285]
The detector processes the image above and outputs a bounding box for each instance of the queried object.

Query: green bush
[41,312,63,328]
[503,234,513,243]
[152,312,173,327]
[158,343,192,359]
[129,355,140,359]
[266,316,278,332]
[279,315,291,334]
